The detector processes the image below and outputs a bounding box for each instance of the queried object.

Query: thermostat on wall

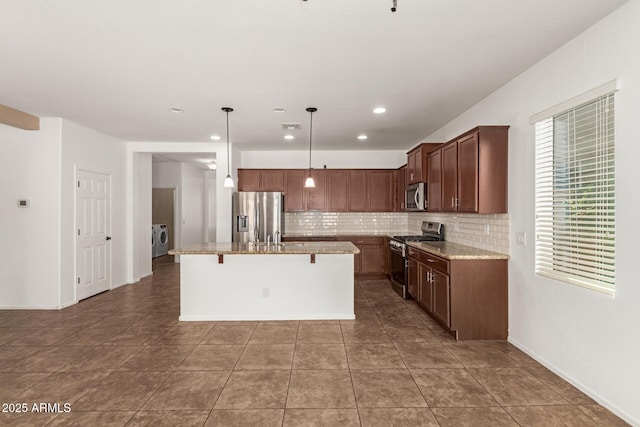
[18,199,30,208]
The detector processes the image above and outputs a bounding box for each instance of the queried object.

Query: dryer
[151,225,158,258]
[156,224,169,257]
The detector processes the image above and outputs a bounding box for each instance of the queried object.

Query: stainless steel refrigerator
[232,192,285,243]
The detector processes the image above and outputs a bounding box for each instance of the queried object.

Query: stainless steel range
[389,221,444,299]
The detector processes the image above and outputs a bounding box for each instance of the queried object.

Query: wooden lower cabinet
[417,264,433,312]
[411,246,507,340]
[407,258,419,299]
[337,236,387,276]
[431,269,450,326]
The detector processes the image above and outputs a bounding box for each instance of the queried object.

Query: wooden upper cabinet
[306,170,327,211]
[397,165,407,211]
[237,169,285,192]
[348,170,368,212]
[406,148,420,184]
[457,132,479,212]
[436,126,508,214]
[261,170,285,191]
[427,150,442,212]
[368,170,394,212]
[237,169,261,191]
[284,170,305,212]
[442,142,458,212]
[406,143,443,184]
[327,170,349,212]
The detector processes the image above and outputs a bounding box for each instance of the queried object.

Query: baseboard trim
[508,337,637,426]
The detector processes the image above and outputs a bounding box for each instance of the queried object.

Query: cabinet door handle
[426,258,435,263]
[451,197,454,207]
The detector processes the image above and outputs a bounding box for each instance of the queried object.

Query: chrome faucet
[273,230,280,244]
[267,235,272,247]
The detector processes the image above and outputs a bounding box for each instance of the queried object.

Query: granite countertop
[406,241,510,260]
[169,241,360,255]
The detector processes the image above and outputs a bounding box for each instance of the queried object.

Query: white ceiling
[0,0,627,152]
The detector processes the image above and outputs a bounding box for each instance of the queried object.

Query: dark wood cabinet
[284,170,305,212]
[407,257,419,299]
[348,170,367,212]
[431,269,450,326]
[238,169,261,191]
[327,170,349,212]
[368,170,393,212]
[338,236,387,276]
[409,244,507,340]
[361,245,386,274]
[406,143,443,185]
[436,126,509,214]
[306,170,327,211]
[261,170,285,191]
[396,165,407,211]
[441,142,458,212]
[238,169,285,192]
[245,166,451,213]
[418,264,433,312]
[457,133,479,212]
[284,169,326,212]
[407,147,421,184]
[427,150,441,212]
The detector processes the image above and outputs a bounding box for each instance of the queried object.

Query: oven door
[389,243,409,299]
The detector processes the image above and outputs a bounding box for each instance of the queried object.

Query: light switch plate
[516,232,527,246]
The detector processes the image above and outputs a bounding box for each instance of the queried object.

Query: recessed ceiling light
[358,134,368,140]
[210,135,221,140]
[169,107,184,113]
[284,135,294,140]
[373,107,386,114]
[273,108,287,113]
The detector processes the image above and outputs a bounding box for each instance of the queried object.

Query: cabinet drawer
[338,236,384,245]
[407,246,420,260]
[420,252,449,274]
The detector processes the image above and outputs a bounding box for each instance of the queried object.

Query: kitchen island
[169,241,360,321]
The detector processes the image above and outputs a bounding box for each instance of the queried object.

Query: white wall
[136,154,152,278]
[205,170,217,242]
[0,118,61,308]
[421,2,640,423]
[241,150,407,169]
[180,162,206,248]
[60,120,128,305]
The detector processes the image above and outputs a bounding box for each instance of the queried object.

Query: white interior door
[76,170,111,301]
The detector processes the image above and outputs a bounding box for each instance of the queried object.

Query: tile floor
[0,259,629,426]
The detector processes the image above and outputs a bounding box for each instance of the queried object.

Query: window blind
[534,93,615,295]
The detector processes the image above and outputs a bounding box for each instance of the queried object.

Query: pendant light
[304,107,317,188]
[222,107,235,188]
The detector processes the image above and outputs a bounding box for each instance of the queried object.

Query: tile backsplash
[285,212,510,254]
[407,212,510,254]
[285,212,408,236]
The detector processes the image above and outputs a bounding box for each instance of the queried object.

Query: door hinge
[77,277,80,284]
[77,180,80,187]
[77,229,80,236]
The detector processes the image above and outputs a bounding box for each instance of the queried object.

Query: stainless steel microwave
[406,182,426,211]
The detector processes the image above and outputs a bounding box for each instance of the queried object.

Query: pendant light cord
[308,110,313,173]
[226,110,230,176]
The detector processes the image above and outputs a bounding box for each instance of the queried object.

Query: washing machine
[155,224,169,257]
[151,225,158,258]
